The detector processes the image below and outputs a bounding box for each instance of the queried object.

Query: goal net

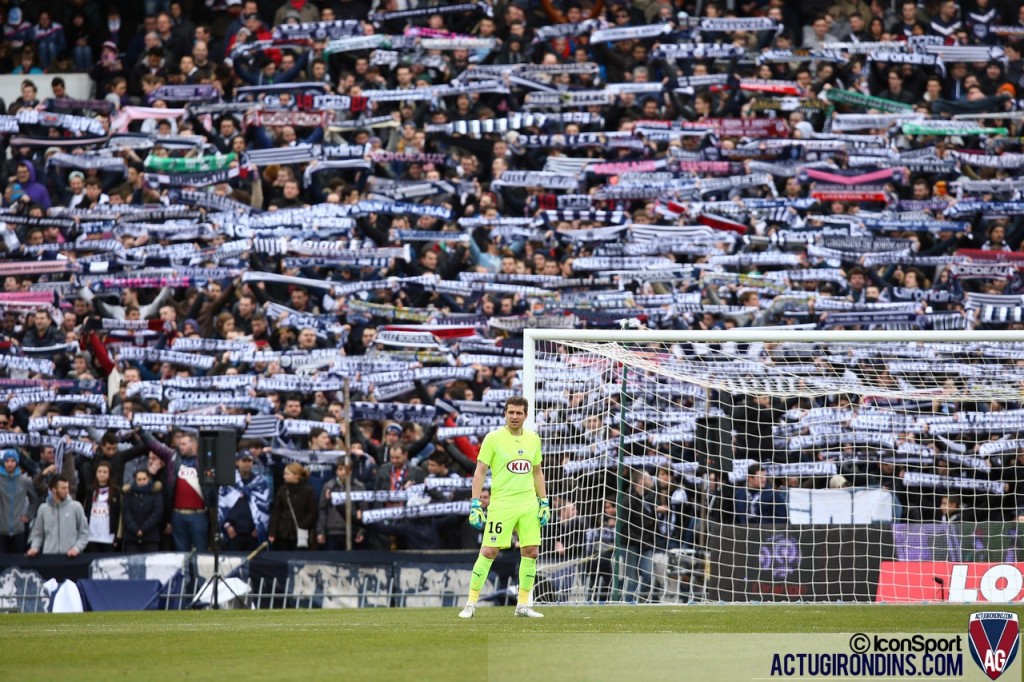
[523,329,1024,605]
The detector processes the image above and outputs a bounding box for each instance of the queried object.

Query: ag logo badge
[968,612,1019,680]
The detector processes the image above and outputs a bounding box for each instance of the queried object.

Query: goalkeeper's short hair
[504,395,529,414]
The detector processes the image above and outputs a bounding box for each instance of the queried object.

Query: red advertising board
[876,561,1024,603]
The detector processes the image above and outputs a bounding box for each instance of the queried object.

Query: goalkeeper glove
[469,498,486,530]
[538,497,551,528]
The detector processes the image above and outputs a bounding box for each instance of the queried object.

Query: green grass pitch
[6,605,1021,681]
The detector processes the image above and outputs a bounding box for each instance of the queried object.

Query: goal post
[523,329,1024,605]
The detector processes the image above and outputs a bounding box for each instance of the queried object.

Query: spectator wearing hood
[11,160,49,210]
[0,449,38,554]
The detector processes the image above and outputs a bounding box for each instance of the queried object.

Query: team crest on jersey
[968,612,1019,680]
[507,459,532,474]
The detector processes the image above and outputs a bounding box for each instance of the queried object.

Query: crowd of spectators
[0,0,1022,602]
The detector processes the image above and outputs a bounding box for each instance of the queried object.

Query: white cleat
[514,605,544,619]
[458,604,476,619]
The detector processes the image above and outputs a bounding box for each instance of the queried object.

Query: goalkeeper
[459,396,549,619]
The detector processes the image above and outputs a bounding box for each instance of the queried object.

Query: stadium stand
[0,0,1023,606]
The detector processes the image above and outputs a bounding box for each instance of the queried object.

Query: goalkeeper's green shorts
[481,498,541,549]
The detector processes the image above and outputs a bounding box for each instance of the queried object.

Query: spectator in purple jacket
[12,161,50,210]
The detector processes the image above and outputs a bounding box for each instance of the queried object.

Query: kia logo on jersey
[507,459,532,474]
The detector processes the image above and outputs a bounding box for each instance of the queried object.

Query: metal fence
[3,573,464,612]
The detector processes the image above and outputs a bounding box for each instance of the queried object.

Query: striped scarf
[273,19,361,40]
[143,166,241,187]
[144,153,236,172]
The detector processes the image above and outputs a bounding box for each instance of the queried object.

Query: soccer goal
[523,329,1024,605]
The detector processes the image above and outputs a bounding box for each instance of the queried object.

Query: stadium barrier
[3,521,1021,609]
[0,550,520,612]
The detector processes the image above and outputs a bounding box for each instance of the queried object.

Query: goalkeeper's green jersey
[478,426,542,503]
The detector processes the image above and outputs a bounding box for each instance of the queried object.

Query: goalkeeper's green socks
[517,557,537,606]
[467,553,494,605]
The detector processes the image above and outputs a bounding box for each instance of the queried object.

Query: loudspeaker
[694,416,732,475]
[199,429,238,487]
